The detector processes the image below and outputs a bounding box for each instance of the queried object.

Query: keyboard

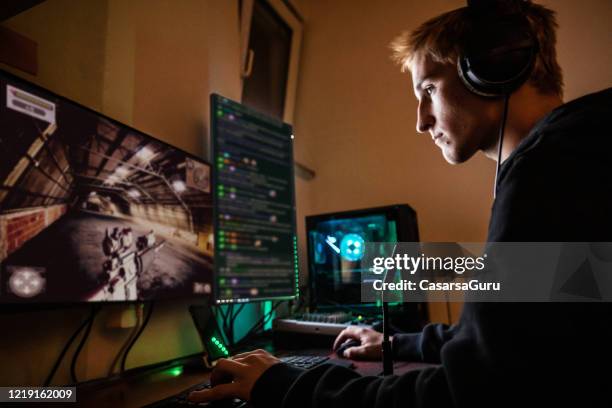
[279,354,329,369]
[273,318,373,336]
[299,312,352,323]
[273,312,379,337]
[144,355,331,407]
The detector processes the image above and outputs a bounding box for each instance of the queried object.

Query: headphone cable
[493,93,511,198]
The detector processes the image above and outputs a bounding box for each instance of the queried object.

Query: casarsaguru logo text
[372,279,500,291]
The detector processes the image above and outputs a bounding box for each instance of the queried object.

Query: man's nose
[416,102,434,133]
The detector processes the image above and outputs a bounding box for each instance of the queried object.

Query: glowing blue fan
[340,233,365,262]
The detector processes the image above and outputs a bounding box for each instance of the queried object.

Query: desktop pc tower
[272,205,428,349]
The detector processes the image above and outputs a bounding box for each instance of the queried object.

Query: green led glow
[164,366,183,377]
[210,336,229,355]
[294,235,300,296]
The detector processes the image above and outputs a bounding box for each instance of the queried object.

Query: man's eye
[424,85,434,96]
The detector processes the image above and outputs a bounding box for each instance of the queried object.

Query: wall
[291,0,612,322]
[0,0,241,386]
[545,0,612,101]
[1,0,108,110]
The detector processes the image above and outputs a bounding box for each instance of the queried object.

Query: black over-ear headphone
[458,0,538,97]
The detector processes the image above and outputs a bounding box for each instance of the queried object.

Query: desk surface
[77,347,433,407]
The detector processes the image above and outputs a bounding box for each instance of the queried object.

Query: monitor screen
[0,70,214,303]
[211,94,297,304]
[306,205,419,311]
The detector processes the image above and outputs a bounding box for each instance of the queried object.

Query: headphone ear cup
[458,46,536,97]
[458,14,537,97]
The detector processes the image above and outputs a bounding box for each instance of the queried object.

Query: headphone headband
[467,0,525,17]
[458,0,537,97]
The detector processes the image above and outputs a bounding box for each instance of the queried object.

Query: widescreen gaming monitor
[211,94,298,304]
[0,70,214,303]
[306,205,419,312]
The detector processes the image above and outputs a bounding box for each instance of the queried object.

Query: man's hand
[188,349,281,403]
[333,326,390,360]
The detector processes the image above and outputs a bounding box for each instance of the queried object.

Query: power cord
[43,306,97,386]
[215,304,231,345]
[120,301,154,374]
[108,304,144,376]
[70,305,100,383]
[232,301,285,350]
[215,302,249,348]
[228,303,246,346]
[224,304,233,345]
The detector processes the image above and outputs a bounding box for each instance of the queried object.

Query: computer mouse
[335,339,361,358]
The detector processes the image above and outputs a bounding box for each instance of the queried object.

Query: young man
[190,1,612,406]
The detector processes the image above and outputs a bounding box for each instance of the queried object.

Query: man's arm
[391,322,459,363]
[189,349,455,408]
[254,361,453,408]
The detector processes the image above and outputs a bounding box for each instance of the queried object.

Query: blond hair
[390,1,563,97]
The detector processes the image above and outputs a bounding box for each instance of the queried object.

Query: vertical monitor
[211,94,298,304]
[0,70,214,303]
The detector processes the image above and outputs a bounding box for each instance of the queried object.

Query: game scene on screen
[0,78,214,303]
